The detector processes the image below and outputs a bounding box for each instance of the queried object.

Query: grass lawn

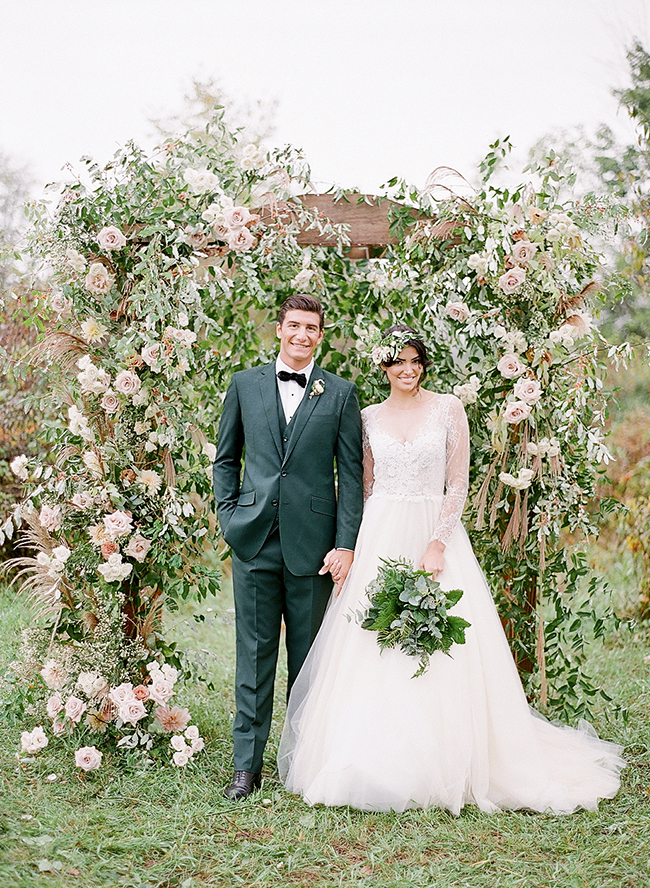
[0,574,648,888]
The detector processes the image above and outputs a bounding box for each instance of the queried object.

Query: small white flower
[65,247,87,273]
[80,318,109,343]
[10,454,29,481]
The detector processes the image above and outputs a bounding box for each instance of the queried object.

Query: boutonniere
[309,379,325,399]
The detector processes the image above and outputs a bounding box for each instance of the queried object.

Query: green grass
[0,576,649,888]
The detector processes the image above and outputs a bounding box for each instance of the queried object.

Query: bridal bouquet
[361,559,470,677]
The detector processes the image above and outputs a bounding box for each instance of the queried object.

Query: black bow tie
[277,370,307,388]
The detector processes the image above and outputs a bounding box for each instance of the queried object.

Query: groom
[214,294,364,800]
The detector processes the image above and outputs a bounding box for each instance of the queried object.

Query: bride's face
[383,346,423,394]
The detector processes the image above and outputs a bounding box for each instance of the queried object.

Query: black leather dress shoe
[223,770,262,801]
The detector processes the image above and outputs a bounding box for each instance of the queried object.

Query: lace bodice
[361,394,469,546]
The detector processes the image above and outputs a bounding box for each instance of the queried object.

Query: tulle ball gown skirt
[278,493,624,814]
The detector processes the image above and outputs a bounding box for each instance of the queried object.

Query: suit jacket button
[272,500,278,506]
[281,471,287,477]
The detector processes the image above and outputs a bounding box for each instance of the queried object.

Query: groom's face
[276,309,324,370]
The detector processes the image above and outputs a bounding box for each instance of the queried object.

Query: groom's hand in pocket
[319,548,354,595]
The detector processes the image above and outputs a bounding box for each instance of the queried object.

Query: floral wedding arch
[5,113,627,769]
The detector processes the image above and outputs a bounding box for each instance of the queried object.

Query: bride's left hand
[420,540,446,578]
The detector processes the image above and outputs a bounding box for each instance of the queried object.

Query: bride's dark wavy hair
[381,325,432,379]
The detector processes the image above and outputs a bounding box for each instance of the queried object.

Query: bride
[277,326,624,814]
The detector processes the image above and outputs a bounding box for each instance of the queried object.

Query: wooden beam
[295,193,409,247]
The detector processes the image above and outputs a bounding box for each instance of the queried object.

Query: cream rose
[225,206,252,229]
[114,369,141,396]
[227,227,255,252]
[97,226,127,251]
[75,745,103,771]
[65,247,87,273]
[445,302,470,322]
[503,401,532,424]
[125,533,152,563]
[183,168,220,195]
[98,552,132,583]
[498,267,526,294]
[46,694,63,719]
[109,682,135,707]
[511,240,538,266]
[172,749,191,767]
[148,676,175,705]
[497,354,526,379]
[183,226,209,250]
[140,343,160,369]
[84,262,113,295]
[513,377,542,404]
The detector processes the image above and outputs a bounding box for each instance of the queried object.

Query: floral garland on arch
[5,113,345,770]
[372,140,629,716]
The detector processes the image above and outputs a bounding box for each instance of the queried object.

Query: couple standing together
[213,294,623,814]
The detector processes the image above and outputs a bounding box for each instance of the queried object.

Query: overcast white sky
[1,0,649,195]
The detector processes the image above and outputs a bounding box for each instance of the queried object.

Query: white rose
[97,226,127,251]
[227,227,255,252]
[526,442,539,457]
[125,533,152,563]
[77,672,108,699]
[98,552,132,583]
[504,331,528,353]
[445,302,470,322]
[184,725,200,742]
[84,262,113,295]
[10,454,29,480]
[513,377,542,405]
[100,391,121,415]
[291,269,314,290]
[51,545,71,563]
[75,745,103,771]
[503,401,532,425]
[183,168,220,195]
[21,726,49,754]
[547,437,561,458]
[497,354,526,379]
[132,388,149,407]
[103,510,133,539]
[172,749,191,767]
[170,735,188,752]
[65,248,87,273]
[114,370,141,396]
[498,267,526,294]
[65,695,87,723]
[467,253,489,275]
[77,364,111,395]
[160,664,178,683]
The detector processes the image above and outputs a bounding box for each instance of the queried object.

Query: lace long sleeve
[429,396,469,546]
[361,414,375,503]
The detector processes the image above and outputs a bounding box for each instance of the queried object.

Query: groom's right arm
[213,377,244,533]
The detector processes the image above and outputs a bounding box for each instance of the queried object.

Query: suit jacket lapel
[260,363,283,459]
[283,365,323,464]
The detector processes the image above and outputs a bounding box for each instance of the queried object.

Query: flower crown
[359,326,421,367]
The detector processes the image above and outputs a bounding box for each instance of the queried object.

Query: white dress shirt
[275,356,313,424]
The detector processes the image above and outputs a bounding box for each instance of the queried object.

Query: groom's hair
[278,294,325,330]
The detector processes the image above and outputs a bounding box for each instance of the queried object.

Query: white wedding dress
[278,394,624,814]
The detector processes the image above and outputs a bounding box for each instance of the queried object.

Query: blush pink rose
[39,504,61,533]
[97,226,127,251]
[46,694,63,719]
[118,698,148,726]
[109,682,135,707]
[497,353,526,379]
[75,745,103,771]
[125,533,152,563]
[225,206,252,229]
[513,377,543,404]
[100,391,121,415]
[512,240,538,266]
[503,401,532,424]
[114,369,141,396]
[65,695,87,723]
[103,510,134,539]
[445,302,470,322]
[498,266,526,294]
[148,677,174,705]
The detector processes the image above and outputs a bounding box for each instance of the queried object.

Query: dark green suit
[214,361,363,772]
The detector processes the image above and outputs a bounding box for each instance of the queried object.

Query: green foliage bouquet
[361,558,470,677]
